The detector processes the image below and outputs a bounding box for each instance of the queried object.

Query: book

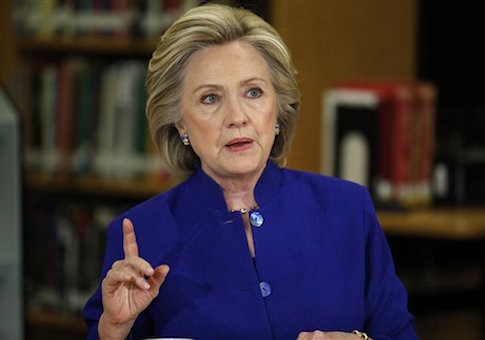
[13,0,191,39]
[322,89,379,189]
[21,58,170,181]
[56,59,85,176]
[40,64,58,174]
[323,82,436,208]
[95,63,118,177]
[73,62,99,175]
[25,201,115,313]
[413,82,436,205]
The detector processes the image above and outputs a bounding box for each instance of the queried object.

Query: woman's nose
[225,96,248,128]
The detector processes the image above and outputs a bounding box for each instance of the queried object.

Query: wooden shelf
[378,207,485,240]
[25,171,179,199]
[26,309,87,340]
[27,309,86,333]
[25,168,485,239]
[17,35,158,56]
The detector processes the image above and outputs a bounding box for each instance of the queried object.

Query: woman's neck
[221,175,259,211]
[209,170,262,211]
[223,188,256,212]
[200,162,266,211]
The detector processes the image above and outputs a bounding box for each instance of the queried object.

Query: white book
[322,89,379,187]
[40,65,59,173]
[95,65,119,177]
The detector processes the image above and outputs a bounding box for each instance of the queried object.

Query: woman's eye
[247,88,262,98]
[201,94,219,104]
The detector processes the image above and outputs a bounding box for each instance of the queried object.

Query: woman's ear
[175,120,185,135]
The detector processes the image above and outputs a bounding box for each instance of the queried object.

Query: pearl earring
[275,123,280,135]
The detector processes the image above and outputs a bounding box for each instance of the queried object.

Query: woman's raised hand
[98,218,170,339]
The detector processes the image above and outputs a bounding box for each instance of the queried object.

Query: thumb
[147,264,170,295]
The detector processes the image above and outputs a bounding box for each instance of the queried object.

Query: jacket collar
[187,160,282,213]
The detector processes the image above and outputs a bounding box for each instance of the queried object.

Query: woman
[83,4,417,340]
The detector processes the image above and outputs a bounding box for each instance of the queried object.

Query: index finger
[122,218,139,258]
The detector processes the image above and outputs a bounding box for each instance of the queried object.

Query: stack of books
[20,58,169,180]
[323,82,436,209]
[12,0,198,39]
[25,201,119,313]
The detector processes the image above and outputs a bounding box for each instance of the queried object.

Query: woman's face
[178,40,278,182]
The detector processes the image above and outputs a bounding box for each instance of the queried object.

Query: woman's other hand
[98,218,170,339]
[297,331,362,339]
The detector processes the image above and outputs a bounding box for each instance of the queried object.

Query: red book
[56,59,83,176]
[112,0,130,38]
[414,82,437,205]
[334,82,414,206]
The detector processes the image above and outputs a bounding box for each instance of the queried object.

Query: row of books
[20,58,169,180]
[25,201,120,313]
[12,0,198,39]
[323,82,436,208]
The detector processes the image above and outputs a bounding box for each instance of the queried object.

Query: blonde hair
[146,3,300,178]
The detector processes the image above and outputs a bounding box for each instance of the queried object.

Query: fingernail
[146,266,154,275]
[143,281,150,289]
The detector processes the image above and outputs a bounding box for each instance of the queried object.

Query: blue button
[259,281,272,297]
[249,211,264,227]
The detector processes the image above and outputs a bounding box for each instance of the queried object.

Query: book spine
[374,96,394,204]
[415,82,437,206]
[25,202,113,312]
[40,64,58,174]
[55,60,77,176]
[73,63,97,175]
[322,88,379,185]
[95,64,116,177]
[22,58,172,181]
[391,85,413,205]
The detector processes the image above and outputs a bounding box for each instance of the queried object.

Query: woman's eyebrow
[192,77,268,94]
[240,77,267,85]
[192,84,224,94]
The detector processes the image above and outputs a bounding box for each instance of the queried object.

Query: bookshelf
[0,1,270,338]
[16,36,158,56]
[0,1,194,339]
[379,207,485,339]
[26,309,87,340]
[25,171,178,200]
[378,207,485,240]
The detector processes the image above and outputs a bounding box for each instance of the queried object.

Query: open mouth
[226,138,253,151]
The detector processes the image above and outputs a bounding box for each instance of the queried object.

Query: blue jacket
[83,161,416,339]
